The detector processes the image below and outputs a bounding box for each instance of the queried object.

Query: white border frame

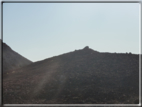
[1,0,141,106]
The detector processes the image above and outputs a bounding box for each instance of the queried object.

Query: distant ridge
[2,40,32,73]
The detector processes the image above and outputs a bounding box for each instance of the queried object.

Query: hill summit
[83,46,89,49]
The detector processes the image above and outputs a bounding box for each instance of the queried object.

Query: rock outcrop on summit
[3,46,139,104]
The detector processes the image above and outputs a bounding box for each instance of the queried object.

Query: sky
[3,2,140,62]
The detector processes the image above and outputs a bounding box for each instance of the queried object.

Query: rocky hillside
[3,46,139,104]
[2,40,32,73]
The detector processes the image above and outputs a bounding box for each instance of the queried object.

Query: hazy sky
[3,2,140,62]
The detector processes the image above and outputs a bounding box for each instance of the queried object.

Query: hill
[2,40,32,73]
[3,46,139,104]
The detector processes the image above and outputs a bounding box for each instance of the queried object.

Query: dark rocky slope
[3,46,140,104]
[2,40,32,73]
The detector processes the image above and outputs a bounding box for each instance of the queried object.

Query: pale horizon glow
[3,3,140,62]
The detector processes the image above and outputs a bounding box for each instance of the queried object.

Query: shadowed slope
[3,46,139,104]
[2,41,32,73]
